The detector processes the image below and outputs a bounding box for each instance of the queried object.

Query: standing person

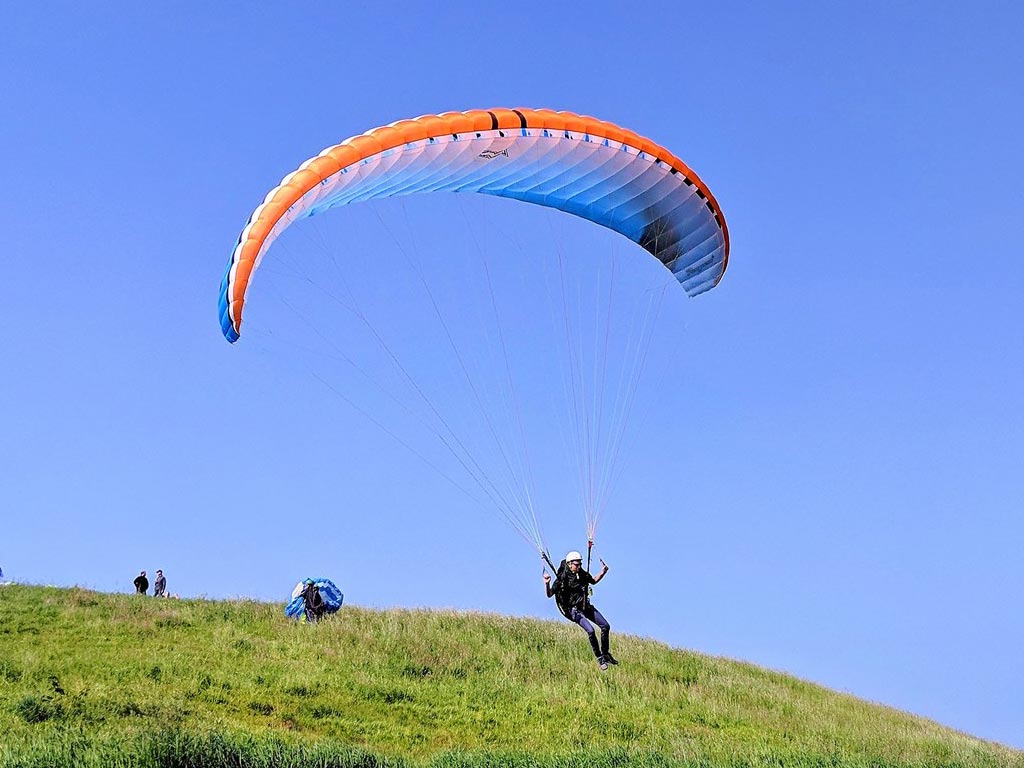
[543,551,618,670]
[153,569,166,597]
[300,579,325,623]
[133,570,149,595]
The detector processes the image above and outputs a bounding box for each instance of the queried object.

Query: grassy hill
[0,584,1019,768]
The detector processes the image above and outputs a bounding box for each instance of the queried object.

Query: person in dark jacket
[133,570,149,595]
[153,569,167,597]
[300,579,325,623]
[543,550,618,670]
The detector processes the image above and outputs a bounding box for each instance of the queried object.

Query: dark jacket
[153,575,166,597]
[552,562,596,618]
[301,583,324,619]
[133,575,149,594]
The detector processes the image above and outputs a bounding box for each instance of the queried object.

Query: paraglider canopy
[220,107,729,344]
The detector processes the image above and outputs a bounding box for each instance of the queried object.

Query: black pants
[570,605,611,659]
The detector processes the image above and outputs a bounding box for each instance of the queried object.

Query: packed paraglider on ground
[286,577,345,623]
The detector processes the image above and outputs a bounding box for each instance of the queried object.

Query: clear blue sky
[2,1,1022,749]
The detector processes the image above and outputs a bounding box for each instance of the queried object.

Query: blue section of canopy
[218,263,238,343]
[284,596,303,618]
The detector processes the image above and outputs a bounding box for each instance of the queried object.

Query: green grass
[0,585,1019,767]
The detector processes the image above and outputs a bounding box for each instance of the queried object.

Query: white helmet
[565,551,583,563]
